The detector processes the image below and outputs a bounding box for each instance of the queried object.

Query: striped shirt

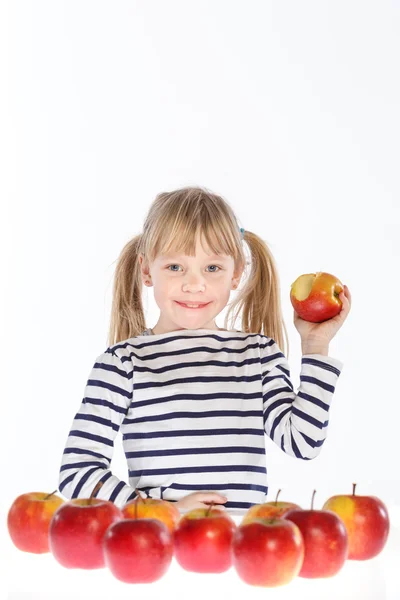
[58,328,344,514]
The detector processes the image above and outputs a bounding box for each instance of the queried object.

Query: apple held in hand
[122,490,180,535]
[103,501,174,584]
[174,503,237,573]
[232,516,304,587]
[284,490,348,578]
[7,490,65,553]
[290,272,344,323]
[48,481,123,569]
[322,483,390,560]
[241,489,302,526]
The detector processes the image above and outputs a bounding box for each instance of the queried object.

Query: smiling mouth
[175,301,211,309]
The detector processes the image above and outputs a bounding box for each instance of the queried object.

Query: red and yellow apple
[173,503,237,573]
[283,490,348,578]
[232,517,304,587]
[290,271,344,323]
[241,489,302,526]
[7,490,65,553]
[322,483,390,560]
[122,492,181,534]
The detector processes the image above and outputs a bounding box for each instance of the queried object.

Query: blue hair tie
[239,227,245,239]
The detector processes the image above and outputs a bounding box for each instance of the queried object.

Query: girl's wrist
[301,335,330,356]
[301,342,329,356]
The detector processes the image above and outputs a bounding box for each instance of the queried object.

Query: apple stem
[275,489,281,505]
[90,480,104,504]
[311,489,316,510]
[353,482,357,496]
[43,490,58,501]
[206,502,213,517]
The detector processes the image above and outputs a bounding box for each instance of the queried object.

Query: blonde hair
[108,186,290,358]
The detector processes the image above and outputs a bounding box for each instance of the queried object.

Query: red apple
[48,481,123,569]
[241,489,302,526]
[232,517,304,587]
[290,271,344,323]
[173,503,237,573]
[284,490,348,578]
[103,517,173,583]
[7,490,65,553]
[122,491,181,535]
[322,483,390,560]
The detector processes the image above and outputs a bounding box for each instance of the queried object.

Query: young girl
[58,186,351,514]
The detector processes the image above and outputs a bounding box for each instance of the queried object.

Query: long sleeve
[58,348,142,508]
[261,336,344,460]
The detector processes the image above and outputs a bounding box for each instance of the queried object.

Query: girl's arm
[261,336,344,460]
[58,348,141,508]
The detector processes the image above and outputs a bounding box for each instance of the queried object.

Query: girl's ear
[232,265,245,288]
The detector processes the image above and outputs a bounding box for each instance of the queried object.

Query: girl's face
[139,234,243,333]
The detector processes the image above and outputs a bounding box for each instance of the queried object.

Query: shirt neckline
[139,328,244,339]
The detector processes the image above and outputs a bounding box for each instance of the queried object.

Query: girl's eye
[166,265,221,273]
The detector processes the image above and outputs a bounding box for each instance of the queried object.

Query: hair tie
[239,227,245,239]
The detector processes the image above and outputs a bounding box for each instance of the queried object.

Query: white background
[1,1,399,598]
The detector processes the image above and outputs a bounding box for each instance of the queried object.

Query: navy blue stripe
[86,378,131,400]
[290,432,305,459]
[63,447,110,461]
[263,397,292,423]
[113,332,259,353]
[82,397,128,415]
[128,464,267,477]
[129,394,261,412]
[110,480,129,503]
[72,466,102,498]
[291,406,328,429]
[123,427,264,440]
[261,351,287,369]
[134,373,261,391]
[125,445,265,459]
[300,374,335,393]
[126,410,262,426]
[67,429,114,447]
[122,342,262,363]
[263,384,293,402]
[158,482,268,494]
[134,356,261,374]
[92,359,131,380]
[262,372,294,390]
[60,460,108,472]
[59,471,75,493]
[75,413,119,432]
[270,406,291,439]
[297,390,330,412]
[302,356,341,376]
[299,430,326,448]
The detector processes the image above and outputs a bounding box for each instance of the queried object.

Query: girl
[58,186,351,514]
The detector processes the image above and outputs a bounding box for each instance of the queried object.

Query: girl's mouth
[175,301,211,310]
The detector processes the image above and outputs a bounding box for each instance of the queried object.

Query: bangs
[148,219,239,262]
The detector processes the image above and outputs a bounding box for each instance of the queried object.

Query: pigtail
[225,229,290,359]
[107,234,146,346]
